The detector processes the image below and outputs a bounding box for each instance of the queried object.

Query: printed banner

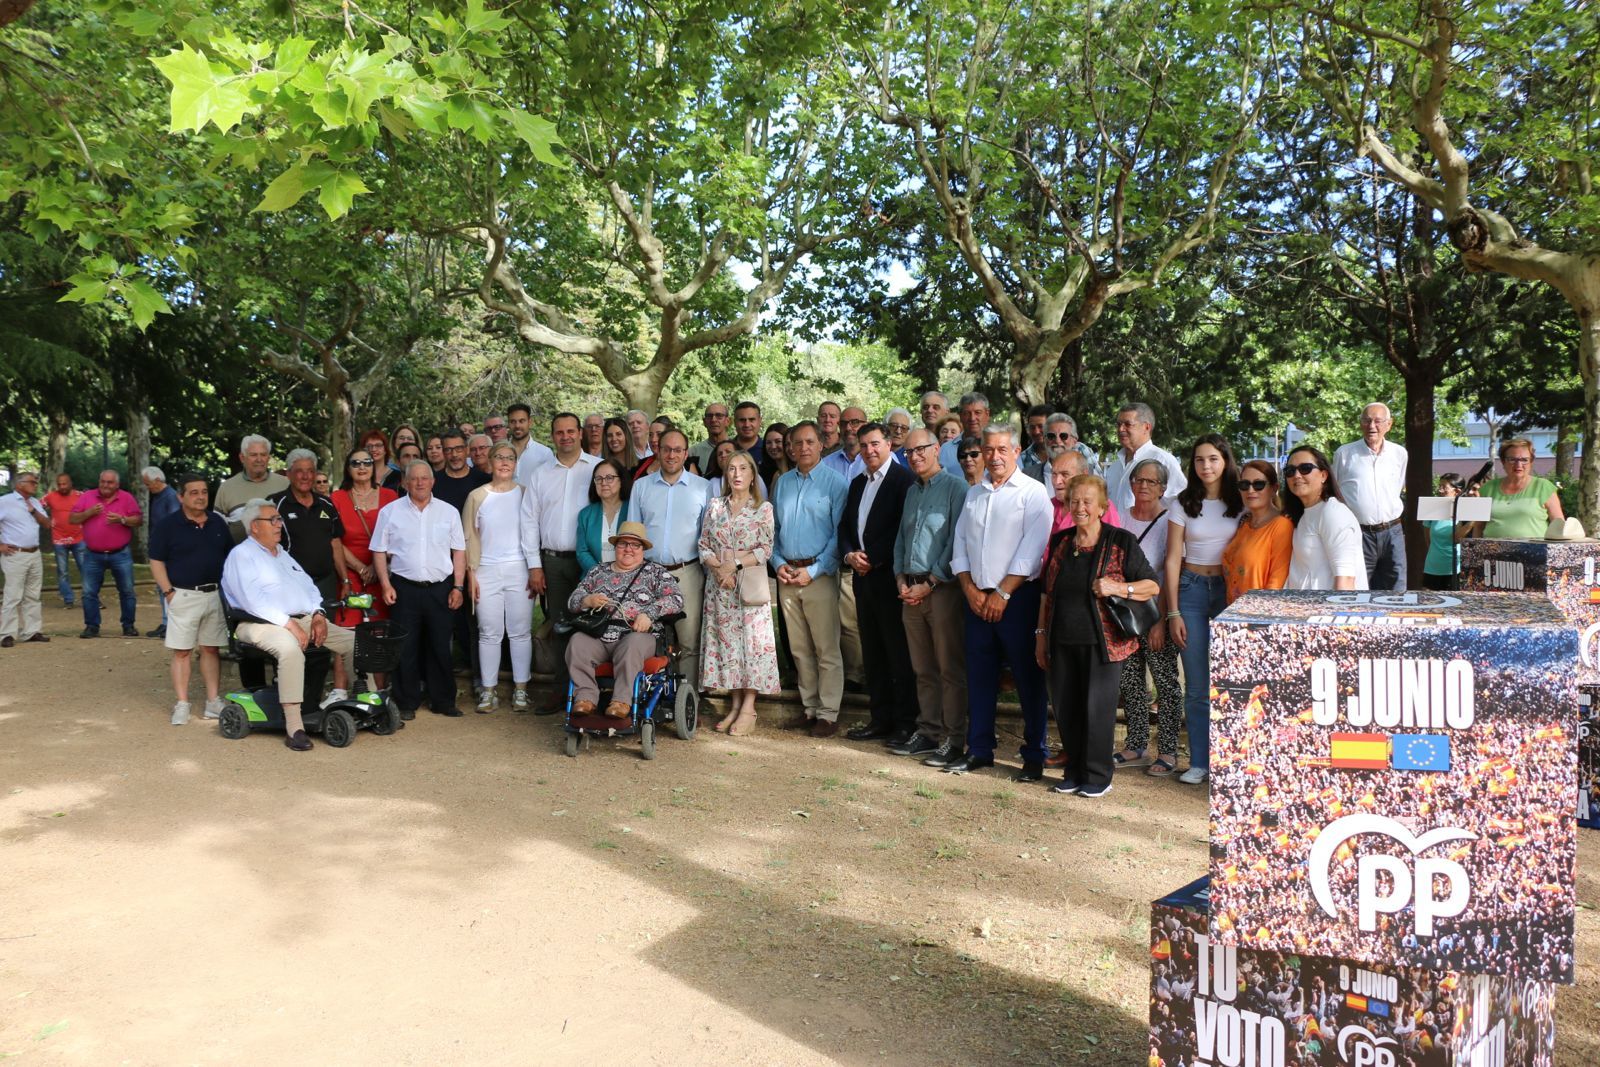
[1207,591,1577,983]
[1581,688,1599,830]
[1151,876,1558,1066]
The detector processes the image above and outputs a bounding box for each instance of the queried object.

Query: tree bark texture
[125,404,151,563]
[46,410,70,480]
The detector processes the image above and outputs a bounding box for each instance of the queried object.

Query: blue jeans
[53,542,86,604]
[1178,570,1228,770]
[81,546,136,630]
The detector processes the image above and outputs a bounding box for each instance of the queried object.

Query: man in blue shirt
[628,428,711,692]
[141,466,182,638]
[148,473,234,725]
[938,392,992,477]
[771,421,848,736]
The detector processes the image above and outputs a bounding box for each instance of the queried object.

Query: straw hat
[609,520,653,550]
[1544,516,1589,542]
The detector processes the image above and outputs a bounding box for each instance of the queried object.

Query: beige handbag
[737,564,770,606]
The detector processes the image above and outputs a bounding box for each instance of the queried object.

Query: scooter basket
[354,620,408,673]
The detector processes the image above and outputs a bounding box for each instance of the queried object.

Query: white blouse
[1286,498,1368,590]
[1170,498,1237,566]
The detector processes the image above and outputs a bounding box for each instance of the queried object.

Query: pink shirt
[71,489,141,552]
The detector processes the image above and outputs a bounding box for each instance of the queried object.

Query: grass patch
[933,842,971,861]
[914,782,942,800]
[593,839,620,851]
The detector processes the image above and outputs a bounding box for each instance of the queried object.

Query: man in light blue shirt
[939,392,992,476]
[819,405,866,483]
[819,404,866,688]
[628,428,711,691]
[771,421,848,736]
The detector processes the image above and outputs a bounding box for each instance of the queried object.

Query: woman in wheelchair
[566,522,684,719]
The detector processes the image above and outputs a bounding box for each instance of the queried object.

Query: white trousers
[476,560,534,686]
[0,550,43,640]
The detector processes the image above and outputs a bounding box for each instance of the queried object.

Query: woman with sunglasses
[1165,434,1243,786]
[1283,446,1366,591]
[956,435,984,486]
[330,448,398,628]
[463,442,535,712]
[1221,459,1293,604]
[1465,438,1563,540]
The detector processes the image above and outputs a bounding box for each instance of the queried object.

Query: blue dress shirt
[770,464,847,579]
[627,469,711,566]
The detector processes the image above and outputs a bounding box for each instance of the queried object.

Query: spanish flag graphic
[1329,732,1389,770]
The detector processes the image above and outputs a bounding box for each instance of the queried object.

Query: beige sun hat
[1545,516,1589,542]
[609,520,654,550]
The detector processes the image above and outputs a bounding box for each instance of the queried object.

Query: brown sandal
[604,700,631,719]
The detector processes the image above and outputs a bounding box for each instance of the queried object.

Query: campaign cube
[1580,688,1599,830]
[1207,591,1578,982]
[1150,876,1558,1067]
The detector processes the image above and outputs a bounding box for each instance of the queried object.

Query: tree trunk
[125,405,152,564]
[46,410,70,479]
[323,388,355,470]
[1010,334,1067,413]
[1578,305,1600,535]
[1402,367,1440,583]
[1554,420,1576,484]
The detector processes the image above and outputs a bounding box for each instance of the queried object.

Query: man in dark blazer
[838,422,919,744]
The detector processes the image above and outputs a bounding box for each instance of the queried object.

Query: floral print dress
[698,497,780,693]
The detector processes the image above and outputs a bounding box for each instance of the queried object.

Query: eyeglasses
[615,540,645,550]
[349,459,375,467]
[1045,432,1074,441]
[1130,477,1163,488]
[959,450,981,461]
[1284,462,1322,477]
[444,445,467,454]
[904,443,938,457]
[593,475,620,484]
[1502,456,1532,465]
[253,515,284,525]
[1238,479,1272,492]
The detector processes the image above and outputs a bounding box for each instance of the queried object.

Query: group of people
[0,394,1557,773]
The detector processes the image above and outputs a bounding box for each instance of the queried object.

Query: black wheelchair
[561,611,698,760]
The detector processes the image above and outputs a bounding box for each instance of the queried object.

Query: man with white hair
[269,449,353,699]
[581,412,606,457]
[222,497,357,751]
[1103,402,1186,514]
[140,466,182,637]
[626,409,653,459]
[0,471,51,648]
[1044,413,1100,474]
[215,434,290,539]
[884,408,913,464]
[1332,401,1408,590]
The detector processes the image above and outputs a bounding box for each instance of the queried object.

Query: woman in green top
[1423,473,1462,590]
[1464,438,1564,541]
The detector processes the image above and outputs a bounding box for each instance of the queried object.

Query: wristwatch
[996,589,1011,602]
[1126,584,1133,598]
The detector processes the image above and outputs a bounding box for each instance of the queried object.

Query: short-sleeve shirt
[149,509,232,588]
[43,489,83,545]
[432,467,490,513]
[1170,498,1239,566]
[370,496,465,582]
[1482,477,1557,540]
[268,489,344,580]
[71,490,141,553]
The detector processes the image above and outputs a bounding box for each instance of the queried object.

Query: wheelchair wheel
[372,701,400,736]
[323,708,356,748]
[218,704,251,740]
[564,732,580,758]
[673,685,698,740]
[640,720,657,760]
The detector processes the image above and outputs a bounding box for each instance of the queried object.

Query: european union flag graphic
[1391,733,1451,772]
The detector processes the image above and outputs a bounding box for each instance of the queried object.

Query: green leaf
[254,163,310,212]
[501,108,563,165]
[123,279,173,329]
[275,37,316,76]
[446,95,498,143]
[59,279,108,304]
[464,0,512,34]
[151,45,251,132]
[316,171,370,219]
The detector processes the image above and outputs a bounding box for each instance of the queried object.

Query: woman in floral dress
[698,451,780,735]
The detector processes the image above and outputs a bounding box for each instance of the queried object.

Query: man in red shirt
[42,473,85,607]
[69,470,143,637]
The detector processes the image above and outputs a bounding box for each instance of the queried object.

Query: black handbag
[554,565,645,638]
[1096,532,1160,639]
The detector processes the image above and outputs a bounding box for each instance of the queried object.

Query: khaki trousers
[903,581,967,743]
[838,574,865,684]
[670,563,704,692]
[235,615,355,705]
[567,630,657,707]
[778,573,843,721]
[0,550,43,640]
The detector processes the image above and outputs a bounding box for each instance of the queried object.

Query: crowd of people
[0,394,1507,781]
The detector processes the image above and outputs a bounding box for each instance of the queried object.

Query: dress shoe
[782,715,815,731]
[25,633,49,643]
[0,636,12,649]
[399,708,417,720]
[604,700,631,719]
[809,718,839,738]
[922,739,964,767]
[942,754,994,775]
[887,730,937,757]
[145,625,166,639]
[1044,751,1068,768]
[572,699,597,716]
[1011,761,1045,783]
[883,727,919,749]
[284,730,313,751]
[79,627,99,639]
[430,706,465,717]
[121,625,138,637]
[845,723,896,742]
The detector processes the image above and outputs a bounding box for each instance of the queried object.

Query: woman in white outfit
[1282,446,1367,592]
[463,442,537,711]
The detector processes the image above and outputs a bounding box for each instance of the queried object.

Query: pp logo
[1309,814,1478,936]
[1337,1024,1397,1067]
[1325,592,1462,609]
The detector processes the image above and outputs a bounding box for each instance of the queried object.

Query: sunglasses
[1238,478,1272,492]
[1044,432,1073,441]
[349,458,375,467]
[959,450,981,461]
[1284,462,1323,477]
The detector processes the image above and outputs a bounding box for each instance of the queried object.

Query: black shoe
[922,739,964,767]
[845,723,896,742]
[431,706,465,717]
[284,730,313,751]
[943,754,994,775]
[1051,778,1084,795]
[883,727,918,749]
[399,707,417,721]
[145,626,166,638]
[79,627,99,639]
[887,731,936,756]
[121,625,138,637]
[1075,781,1113,798]
[1011,761,1045,783]
[0,636,13,648]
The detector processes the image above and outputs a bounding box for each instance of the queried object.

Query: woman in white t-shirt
[1165,434,1244,785]
[1283,446,1367,592]
[463,442,536,712]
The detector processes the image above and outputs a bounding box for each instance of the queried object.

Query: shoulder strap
[1134,509,1166,546]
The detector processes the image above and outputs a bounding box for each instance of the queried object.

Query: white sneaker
[320,688,349,709]
[170,701,191,726]
[476,689,498,713]
[1177,766,1209,785]
[202,697,225,719]
[512,687,530,712]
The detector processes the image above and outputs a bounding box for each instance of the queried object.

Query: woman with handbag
[1035,475,1161,799]
[463,442,535,712]
[566,522,685,719]
[1112,458,1185,780]
[698,451,780,735]
[1164,434,1243,786]
[331,447,399,626]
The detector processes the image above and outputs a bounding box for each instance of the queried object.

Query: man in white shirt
[372,461,467,718]
[507,402,556,486]
[628,428,711,693]
[0,472,52,647]
[222,498,357,750]
[625,409,653,459]
[1103,402,1186,514]
[1332,402,1408,590]
[944,424,1054,778]
[522,412,601,712]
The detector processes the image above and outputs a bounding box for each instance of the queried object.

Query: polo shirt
[432,467,490,513]
[71,489,141,553]
[268,489,344,580]
[149,509,232,588]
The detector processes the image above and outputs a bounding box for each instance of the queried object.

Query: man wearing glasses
[939,392,993,477]
[483,415,509,443]
[1332,402,1408,590]
[628,428,712,697]
[688,402,732,474]
[1043,413,1100,475]
[1103,402,1186,515]
[223,498,358,750]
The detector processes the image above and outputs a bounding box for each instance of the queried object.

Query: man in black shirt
[269,449,351,699]
[430,429,491,692]
[149,473,234,725]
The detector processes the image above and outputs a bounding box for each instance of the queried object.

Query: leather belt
[3,545,38,553]
[543,549,577,559]
[1360,518,1402,532]
[786,556,818,567]
[177,583,220,592]
[904,573,934,585]
[663,560,695,571]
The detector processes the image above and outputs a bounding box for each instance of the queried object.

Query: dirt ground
[2,594,1598,1066]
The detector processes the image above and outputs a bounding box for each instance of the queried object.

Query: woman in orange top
[1222,459,1293,603]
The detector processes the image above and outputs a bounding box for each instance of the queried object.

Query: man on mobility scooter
[221,498,357,751]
